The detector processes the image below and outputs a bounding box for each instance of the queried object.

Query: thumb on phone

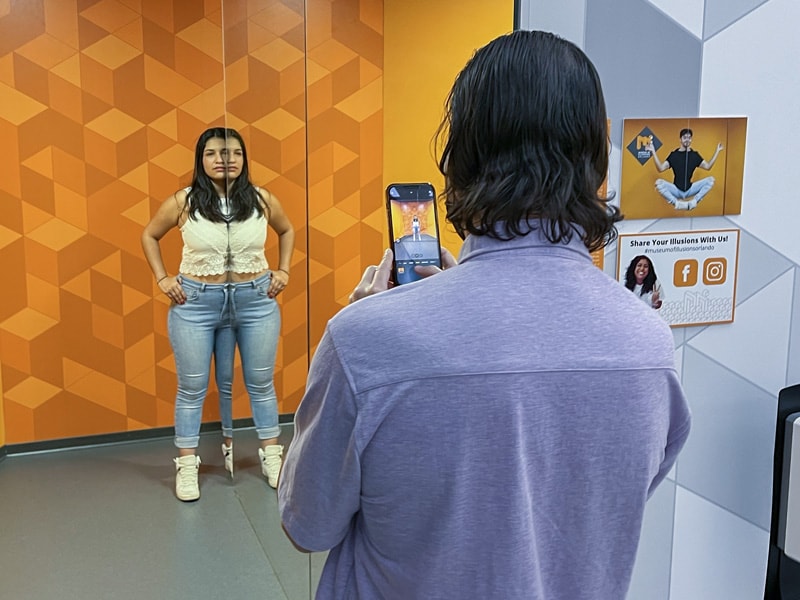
[414,247,458,277]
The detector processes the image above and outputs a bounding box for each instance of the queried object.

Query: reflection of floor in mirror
[0,424,328,600]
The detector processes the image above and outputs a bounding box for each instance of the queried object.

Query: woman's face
[202,137,243,186]
[634,258,650,284]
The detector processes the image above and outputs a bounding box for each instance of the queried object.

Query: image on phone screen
[386,183,442,285]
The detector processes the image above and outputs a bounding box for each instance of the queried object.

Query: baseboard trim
[4,414,295,456]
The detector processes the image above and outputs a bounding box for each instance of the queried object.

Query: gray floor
[0,424,327,600]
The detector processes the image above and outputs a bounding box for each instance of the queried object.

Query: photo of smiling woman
[624,254,664,310]
[141,127,295,502]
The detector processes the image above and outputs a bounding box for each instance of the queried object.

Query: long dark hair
[625,255,657,295]
[186,128,266,222]
[436,30,621,251]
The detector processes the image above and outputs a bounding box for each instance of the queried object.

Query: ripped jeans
[655,176,715,209]
[168,273,281,449]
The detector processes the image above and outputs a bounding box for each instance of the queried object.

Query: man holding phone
[279,30,690,600]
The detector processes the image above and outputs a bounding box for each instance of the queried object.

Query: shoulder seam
[351,366,682,396]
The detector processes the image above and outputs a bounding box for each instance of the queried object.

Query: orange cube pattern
[0,0,383,445]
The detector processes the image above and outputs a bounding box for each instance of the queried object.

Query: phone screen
[386,183,442,285]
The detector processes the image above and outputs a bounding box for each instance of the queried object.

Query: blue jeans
[655,176,715,209]
[168,273,281,449]
[214,326,236,439]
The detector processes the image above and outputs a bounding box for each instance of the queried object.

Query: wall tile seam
[736,264,795,307]
[673,481,770,534]
[684,340,788,398]
[786,267,800,386]
[580,0,588,49]
[643,0,704,42]
[702,0,774,43]
[665,476,678,599]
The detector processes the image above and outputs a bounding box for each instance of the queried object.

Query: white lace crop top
[179,193,269,276]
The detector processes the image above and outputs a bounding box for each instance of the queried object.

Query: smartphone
[385,182,442,285]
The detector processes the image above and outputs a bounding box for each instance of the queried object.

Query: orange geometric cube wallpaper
[0,0,383,446]
[306,0,385,345]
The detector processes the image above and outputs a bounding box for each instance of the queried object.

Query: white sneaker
[674,200,691,210]
[258,445,283,488]
[221,443,233,478]
[174,455,201,501]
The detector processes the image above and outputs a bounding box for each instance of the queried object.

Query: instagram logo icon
[703,258,727,285]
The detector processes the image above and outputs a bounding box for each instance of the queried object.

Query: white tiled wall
[671,487,769,599]
[520,0,800,597]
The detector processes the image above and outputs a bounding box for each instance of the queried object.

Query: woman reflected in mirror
[141,127,295,501]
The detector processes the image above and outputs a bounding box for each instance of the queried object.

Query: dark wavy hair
[625,255,657,295]
[186,128,266,222]
[679,128,693,138]
[436,30,621,251]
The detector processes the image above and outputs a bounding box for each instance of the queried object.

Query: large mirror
[220,1,315,597]
[0,0,510,597]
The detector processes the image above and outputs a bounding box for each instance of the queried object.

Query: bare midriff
[181,268,270,284]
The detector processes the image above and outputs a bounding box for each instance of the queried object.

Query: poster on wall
[617,229,740,327]
[620,117,747,219]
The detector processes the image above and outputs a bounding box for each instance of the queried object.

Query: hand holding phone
[349,247,458,304]
[385,183,442,285]
[349,249,394,303]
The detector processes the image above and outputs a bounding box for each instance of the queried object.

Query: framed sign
[621,117,747,219]
[617,229,740,327]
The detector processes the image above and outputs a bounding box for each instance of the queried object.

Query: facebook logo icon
[673,259,698,287]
